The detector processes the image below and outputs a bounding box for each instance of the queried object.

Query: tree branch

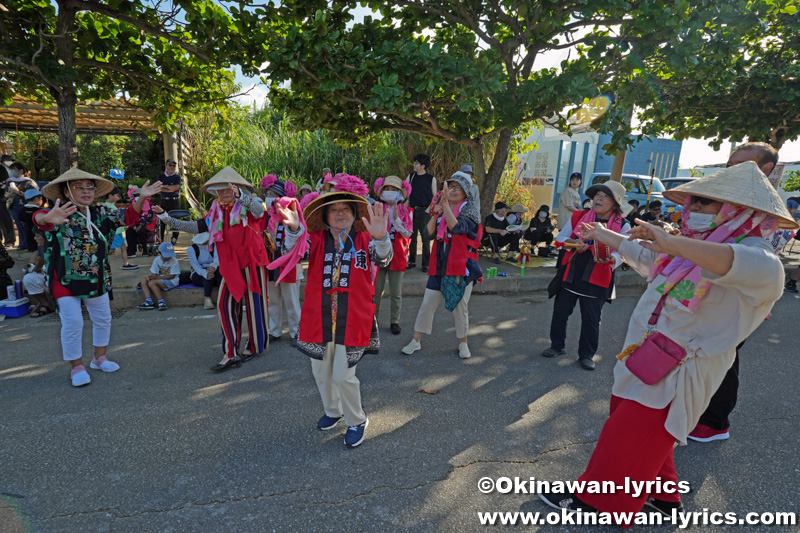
[0,56,61,92]
[63,0,213,62]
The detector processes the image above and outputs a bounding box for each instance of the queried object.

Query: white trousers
[56,293,112,361]
[413,283,474,339]
[267,279,302,339]
[310,343,366,427]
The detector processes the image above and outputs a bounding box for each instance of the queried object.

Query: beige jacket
[614,237,784,444]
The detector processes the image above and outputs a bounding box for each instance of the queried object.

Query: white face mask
[538,211,547,218]
[264,197,276,208]
[2,161,11,168]
[686,212,717,231]
[380,191,399,203]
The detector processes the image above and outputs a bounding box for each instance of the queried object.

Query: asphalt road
[1,289,798,532]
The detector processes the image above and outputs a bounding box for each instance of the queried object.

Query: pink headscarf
[649,196,779,312]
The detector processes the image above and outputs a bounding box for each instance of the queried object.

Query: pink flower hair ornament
[332,174,369,197]
[284,180,298,198]
[260,174,277,190]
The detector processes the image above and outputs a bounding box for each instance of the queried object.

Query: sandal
[30,305,54,318]
[29,303,42,317]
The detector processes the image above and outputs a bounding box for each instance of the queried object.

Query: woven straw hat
[663,161,799,229]
[201,166,255,194]
[303,191,370,232]
[586,180,626,207]
[42,167,114,201]
[376,175,405,197]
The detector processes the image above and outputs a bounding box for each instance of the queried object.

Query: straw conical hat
[41,167,114,201]
[303,191,370,233]
[663,161,799,230]
[201,166,255,193]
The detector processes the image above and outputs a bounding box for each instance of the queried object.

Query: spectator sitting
[20,188,44,264]
[523,205,556,257]
[625,199,641,227]
[482,201,520,263]
[137,242,180,311]
[640,200,663,223]
[23,244,56,317]
[188,232,221,310]
[506,203,529,254]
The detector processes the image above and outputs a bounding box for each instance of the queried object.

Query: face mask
[493,212,505,221]
[380,191,399,203]
[10,170,19,179]
[686,212,717,231]
[264,197,275,208]
[2,161,10,168]
[538,211,547,218]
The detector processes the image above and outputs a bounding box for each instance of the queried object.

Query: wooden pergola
[0,94,185,176]
[0,94,160,135]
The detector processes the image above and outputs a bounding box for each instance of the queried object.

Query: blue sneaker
[317,414,342,431]
[344,415,369,448]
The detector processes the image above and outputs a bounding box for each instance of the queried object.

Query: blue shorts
[110,233,125,250]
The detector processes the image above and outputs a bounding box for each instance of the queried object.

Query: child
[103,187,138,270]
[137,242,180,310]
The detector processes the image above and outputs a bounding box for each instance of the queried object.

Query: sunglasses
[690,196,716,206]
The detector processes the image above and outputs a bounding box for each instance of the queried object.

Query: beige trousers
[413,283,474,339]
[267,279,302,339]
[310,342,367,427]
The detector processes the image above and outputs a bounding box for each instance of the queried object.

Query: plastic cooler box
[0,298,30,318]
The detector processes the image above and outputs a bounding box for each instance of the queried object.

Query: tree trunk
[55,89,78,173]
[477,128,513,219]
[54,1,78,173]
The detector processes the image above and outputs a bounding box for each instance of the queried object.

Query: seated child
[137,242,180,310]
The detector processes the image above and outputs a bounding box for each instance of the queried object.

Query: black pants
[549,289,605,359]
[191,270,222,297]
[126,225,149,256]
[0,203,14,246]
[697,341,743,430]
[160,197,180,242]
[409,207,430,268]
[525,228,554,248]
[484,232,520,253]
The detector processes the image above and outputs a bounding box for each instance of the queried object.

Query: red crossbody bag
[623,293,687,385]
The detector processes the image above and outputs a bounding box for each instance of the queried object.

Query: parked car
[661,177,699,191]
[583,173,680,217]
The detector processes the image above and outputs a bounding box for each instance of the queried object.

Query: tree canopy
[258,0,726,215]
[0,0,251,171]
[636,0,800,150]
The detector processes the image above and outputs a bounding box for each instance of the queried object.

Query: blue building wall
[594,135,682,179]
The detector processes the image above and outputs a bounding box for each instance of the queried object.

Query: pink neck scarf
[207,199,247,245]
[437,201,464,240]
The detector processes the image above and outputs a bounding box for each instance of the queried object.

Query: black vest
[407,173,435,208]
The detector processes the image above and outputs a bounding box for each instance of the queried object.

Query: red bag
[625,332,686,385]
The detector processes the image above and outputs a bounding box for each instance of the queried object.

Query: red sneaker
[688,423,730,442]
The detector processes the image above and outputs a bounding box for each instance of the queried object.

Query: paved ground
[1,284,799,532]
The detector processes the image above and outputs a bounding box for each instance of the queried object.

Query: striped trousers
[218,265,269,359]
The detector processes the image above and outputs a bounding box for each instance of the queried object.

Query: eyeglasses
[69,184,96,192]
[690,196,716,206]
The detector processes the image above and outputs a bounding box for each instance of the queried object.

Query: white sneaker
[203,297,215,310]
[71,369,91,387]
[458,342,471,359]
[401,339,421,355]
[90,359,120,372]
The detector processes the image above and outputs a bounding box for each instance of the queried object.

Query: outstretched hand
[151,205,165,214]
[46,199,78,225]
[139,180,163,198]
[362,201,388,240]
[276,202,300,232]
[627,219,673,254]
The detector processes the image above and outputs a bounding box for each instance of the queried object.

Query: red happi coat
[561,209,622,288]
[299,229,376,347]
[214,205,270,301]
[429,224,483,277]
[385,203,412,272]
